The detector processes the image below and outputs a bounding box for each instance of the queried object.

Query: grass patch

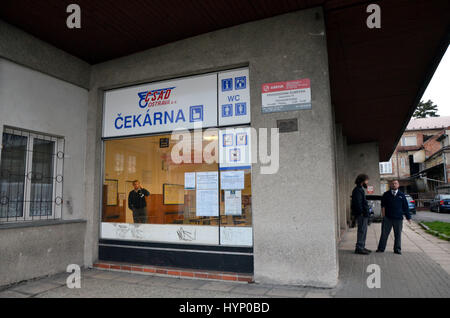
[422,221,450,241]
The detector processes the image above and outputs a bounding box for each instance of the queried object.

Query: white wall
[0,58,89,220]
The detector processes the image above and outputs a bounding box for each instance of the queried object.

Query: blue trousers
[355,215,369,250]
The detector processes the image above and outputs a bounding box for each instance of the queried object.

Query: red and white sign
[367,186,374,194]
[261,79,311,113]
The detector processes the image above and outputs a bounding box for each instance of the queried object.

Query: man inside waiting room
[128,180,150,224]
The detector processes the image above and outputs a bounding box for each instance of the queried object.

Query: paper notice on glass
[184,172,196,189]
[196,189,219,216]
[196,171,219,190]
[221,171,245,190]
[225,190,242,216]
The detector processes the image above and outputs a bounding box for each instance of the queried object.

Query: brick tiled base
[93,261,253,283]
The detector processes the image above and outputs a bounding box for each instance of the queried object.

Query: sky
[421,45,450,116]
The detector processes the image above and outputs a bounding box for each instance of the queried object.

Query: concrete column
[346,142,381,196]
[343,137,351,226]
[335,124,347,234]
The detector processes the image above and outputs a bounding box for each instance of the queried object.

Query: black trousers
[377,217,403,252]
[132,208,147,224]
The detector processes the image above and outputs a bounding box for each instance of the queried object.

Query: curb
[418,222,450,241]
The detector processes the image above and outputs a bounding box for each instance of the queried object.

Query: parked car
[405,194,416,214]
[430,194,450,213]
[366,195,382,222]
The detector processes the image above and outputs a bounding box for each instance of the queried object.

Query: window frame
[379,160,393,175]
[0,127,64,223]
[401,136,417,146]
[100,125,253,247]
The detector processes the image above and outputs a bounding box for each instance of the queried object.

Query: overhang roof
[1,0,449,160]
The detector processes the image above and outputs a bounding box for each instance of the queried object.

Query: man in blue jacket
[351,174,371,255]
[377,179,411,254]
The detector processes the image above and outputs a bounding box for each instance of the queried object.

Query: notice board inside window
[163,184,184,205]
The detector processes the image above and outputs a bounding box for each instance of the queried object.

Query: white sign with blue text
[103,73,218,138]
[103,69,250,138]
[218,68,251,126]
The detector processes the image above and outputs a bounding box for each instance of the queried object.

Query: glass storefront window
[101,129,252,246]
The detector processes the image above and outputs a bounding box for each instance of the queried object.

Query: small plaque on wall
[277,118,298,133]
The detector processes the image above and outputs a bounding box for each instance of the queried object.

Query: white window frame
[379,160,393,174]
[0,128,64,222]
[401,136,417,146]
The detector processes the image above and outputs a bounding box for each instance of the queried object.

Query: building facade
[1,1,448,288]
[379,117,450,198]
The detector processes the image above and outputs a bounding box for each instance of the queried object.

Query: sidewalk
[336,220,450,297]
[1,221,449,298]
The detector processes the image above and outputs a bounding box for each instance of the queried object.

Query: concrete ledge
[0,219,86,230]
[0,220,86,286]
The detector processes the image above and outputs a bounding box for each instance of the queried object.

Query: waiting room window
[101,129,252,246]
[379,160,392,174]
[401,136,417,146]
[0,127,64,223]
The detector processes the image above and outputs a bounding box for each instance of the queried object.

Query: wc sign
[218,69,251,127]
[221,76,246,91]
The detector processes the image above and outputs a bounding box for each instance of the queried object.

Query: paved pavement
[412,211,450,223]
[1,221,449,298]
[336,220,450,297]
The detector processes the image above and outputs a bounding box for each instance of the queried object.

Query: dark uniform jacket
[128,188,150,210]
[351,185,370,217]
[381,190,411,220]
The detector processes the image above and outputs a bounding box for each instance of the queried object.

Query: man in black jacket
[351,174,371,255]
[376,179,411,254]
[128,180,150,224]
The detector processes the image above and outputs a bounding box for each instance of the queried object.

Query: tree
[413,100,439,118]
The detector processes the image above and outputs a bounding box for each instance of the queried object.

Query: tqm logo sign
[137,87,176,108]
